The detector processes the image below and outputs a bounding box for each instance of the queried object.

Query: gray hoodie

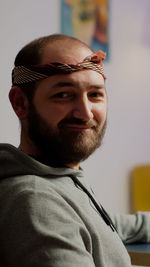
[0,143,149,267]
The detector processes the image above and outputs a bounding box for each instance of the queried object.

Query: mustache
[58,118,98,128]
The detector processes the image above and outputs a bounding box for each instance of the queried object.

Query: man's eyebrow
[88,85,106,90]
[51,82,75,89]
[50,82,105,91]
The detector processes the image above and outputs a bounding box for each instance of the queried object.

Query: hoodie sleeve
[0,178,95,267]
[110,212,150,244]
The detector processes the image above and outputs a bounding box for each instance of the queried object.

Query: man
[0,34,149,266]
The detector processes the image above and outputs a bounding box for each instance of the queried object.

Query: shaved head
[14,34,93,67]
[41,39,93,65]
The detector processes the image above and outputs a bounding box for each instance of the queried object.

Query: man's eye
[90,92,104,98]
[54,92,70,99]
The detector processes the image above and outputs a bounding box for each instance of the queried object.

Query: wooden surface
[126,243,150,266]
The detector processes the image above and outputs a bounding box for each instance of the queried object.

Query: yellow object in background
[131,165,150,212]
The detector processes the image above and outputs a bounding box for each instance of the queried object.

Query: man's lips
[62,124,93,130]
[58,119,98,130]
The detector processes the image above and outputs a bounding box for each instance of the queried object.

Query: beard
[27,103,107,167]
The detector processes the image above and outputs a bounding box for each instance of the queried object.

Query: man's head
[9,34,107,168]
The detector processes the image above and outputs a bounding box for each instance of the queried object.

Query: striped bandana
[12,50,106,85]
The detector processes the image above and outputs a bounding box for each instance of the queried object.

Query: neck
[64,162,80,170]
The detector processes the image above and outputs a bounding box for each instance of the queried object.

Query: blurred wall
[0,0,150,213]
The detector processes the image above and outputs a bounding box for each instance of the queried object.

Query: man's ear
[9,86,29,119]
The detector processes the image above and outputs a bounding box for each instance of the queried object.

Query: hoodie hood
[0,144,83,180]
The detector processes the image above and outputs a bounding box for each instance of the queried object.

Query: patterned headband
[12,50,106,85]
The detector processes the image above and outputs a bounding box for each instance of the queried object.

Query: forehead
[40,40,93,65]
[54,70,105,87]
[35,69,105,97]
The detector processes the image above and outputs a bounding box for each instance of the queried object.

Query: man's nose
[72,97,94,121]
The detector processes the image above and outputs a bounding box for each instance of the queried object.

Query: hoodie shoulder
[0,143,41,179]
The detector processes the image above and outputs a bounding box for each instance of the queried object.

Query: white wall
[0,0,150,213]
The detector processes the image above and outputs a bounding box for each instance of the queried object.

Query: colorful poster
[61,0,109,60]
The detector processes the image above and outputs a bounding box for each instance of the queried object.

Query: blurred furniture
[126,243,150,266]
[131,165,150,212]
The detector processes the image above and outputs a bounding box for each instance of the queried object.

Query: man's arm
[110,212,150,244]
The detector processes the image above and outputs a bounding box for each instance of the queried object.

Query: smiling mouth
[63,124,93,130]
